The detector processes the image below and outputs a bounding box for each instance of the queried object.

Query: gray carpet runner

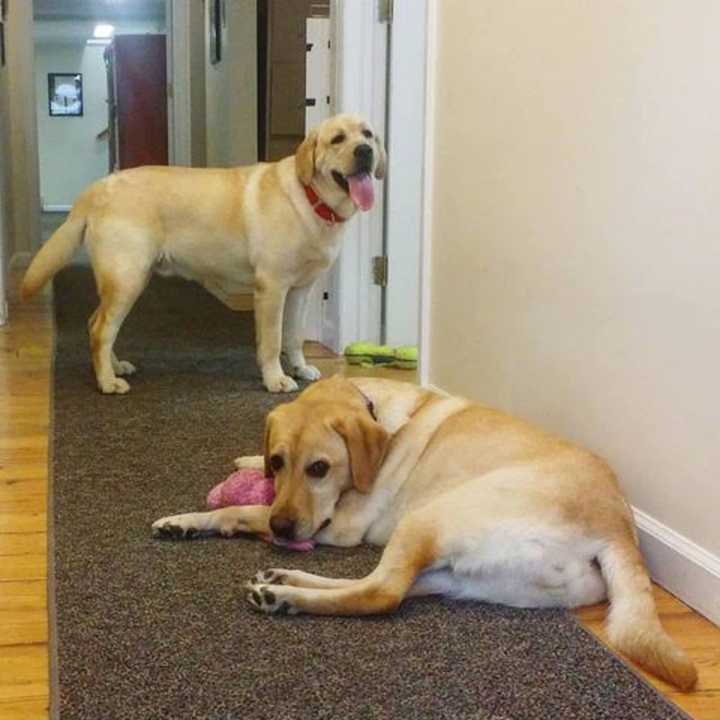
[48,266,689,719]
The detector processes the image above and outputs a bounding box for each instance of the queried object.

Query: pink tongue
[347,173,375,211]
[261,533,316,552]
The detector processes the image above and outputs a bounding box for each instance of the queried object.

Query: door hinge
[378,0,393,24]
[372,256,388,287]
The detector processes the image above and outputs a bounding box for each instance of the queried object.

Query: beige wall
[0,0,41,260]
[205,0,257,167]
[428,1,720,557]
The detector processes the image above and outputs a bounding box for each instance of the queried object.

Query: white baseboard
[632,507,720,626]
[42,204,72,212]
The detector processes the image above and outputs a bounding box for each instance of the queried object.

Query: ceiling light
[93,24,115,39]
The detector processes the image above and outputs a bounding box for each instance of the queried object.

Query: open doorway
[257,0,330,162]
[21,0,426,358]
[33,0,167,243]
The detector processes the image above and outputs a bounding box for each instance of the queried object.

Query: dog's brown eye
[269,454,284,473]
[331,133,346,145]
[362,129,373,139]
[306,460,330,478]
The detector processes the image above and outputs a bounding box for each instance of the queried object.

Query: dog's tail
[20,205,87,301]
[597,538,697,691]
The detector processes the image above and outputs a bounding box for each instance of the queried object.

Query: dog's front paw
[151,513,201,539]
[264,373,299,393]
[245,582,297,615]
[98,377,130,395]
[251,569,287,586]
[292,364,321,382]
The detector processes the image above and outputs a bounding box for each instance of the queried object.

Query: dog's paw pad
[152,522,197,540]
[151,515,200,540]
[244,583,296,615]
[253,569,286,585]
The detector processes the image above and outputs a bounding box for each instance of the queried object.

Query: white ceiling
[33,0,165,22]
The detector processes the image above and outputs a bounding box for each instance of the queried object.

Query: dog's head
[262,376,390,542]
[295,113,387,212]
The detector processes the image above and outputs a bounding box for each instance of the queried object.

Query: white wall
[34,20,165,209]
[35,43,109,208]
[427,1,720,588]
[205,0,257,167]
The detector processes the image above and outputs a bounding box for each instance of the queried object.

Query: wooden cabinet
[105,34,168,171]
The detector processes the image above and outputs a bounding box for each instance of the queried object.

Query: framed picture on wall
[48,73,84,117]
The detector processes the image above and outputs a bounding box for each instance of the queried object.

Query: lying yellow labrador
[21,114,385,394]
[152,376,697,691]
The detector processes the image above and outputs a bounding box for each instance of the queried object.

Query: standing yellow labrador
[21,114,385,394]
[152,376,697,692]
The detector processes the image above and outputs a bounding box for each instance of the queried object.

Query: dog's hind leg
[245,518,438,616]
[89,269,147,394]
[250,568,360,589]
[111,351,137,377]
[251,563,457,596]
[87,296,137,382]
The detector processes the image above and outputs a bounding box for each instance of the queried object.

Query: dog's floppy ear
[374,135,387,180]
[295,129,318,185]
[333,413,390,493]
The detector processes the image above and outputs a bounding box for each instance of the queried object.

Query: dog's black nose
[354,143,373,161]
[270,514,296,541]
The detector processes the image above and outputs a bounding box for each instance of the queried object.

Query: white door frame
[166,1,430,356]
[383,0,427,348]
[419,0,438,386]
[166,0,192,166]
[325,0,429,354]
[323,0,388,352]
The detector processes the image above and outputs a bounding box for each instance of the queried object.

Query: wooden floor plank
[1,268,719,717]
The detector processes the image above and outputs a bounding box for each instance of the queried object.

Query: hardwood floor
[1,269,718,719]
[0,272,52,720]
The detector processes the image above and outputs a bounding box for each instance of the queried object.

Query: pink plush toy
[206,468,315,552]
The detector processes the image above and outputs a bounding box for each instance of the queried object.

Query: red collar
[303,184,346,225]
